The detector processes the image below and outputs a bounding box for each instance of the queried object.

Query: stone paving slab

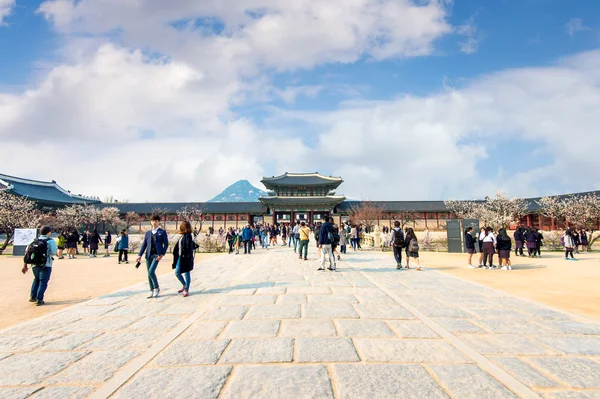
[1,248,599,399]
[222,365,334,398]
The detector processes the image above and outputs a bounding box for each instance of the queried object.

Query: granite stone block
[296,338,360,362]
[220,338,294,363]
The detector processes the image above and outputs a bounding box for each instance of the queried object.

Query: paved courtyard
[1,248,599,399]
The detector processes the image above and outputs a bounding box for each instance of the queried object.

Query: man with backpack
[22,226,57,306]
[389,221,405,269]
[318,217,336,271]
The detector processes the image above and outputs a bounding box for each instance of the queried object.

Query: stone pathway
[1,247,599,399]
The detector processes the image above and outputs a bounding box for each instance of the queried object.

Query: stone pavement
[1,248,599,399]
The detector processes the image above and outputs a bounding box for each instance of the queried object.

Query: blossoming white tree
[0,191,41,254]
[55,205,85,231]
[445,191,527,231]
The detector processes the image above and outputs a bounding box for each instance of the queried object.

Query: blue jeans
[146,255,160,290]
[31,266,52,301]
[351,238,357,250]
[175,259,191,290]
[289,235,295,247]
[262,236,269,248]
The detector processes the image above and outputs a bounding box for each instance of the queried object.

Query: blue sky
[1,0,599,201]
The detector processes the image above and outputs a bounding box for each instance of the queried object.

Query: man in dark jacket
[318,217,335,271]
[389,221,405,269]
[242,224,254,254]
[136,214,169,298]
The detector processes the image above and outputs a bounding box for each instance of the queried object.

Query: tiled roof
[99,202,267,214]
[261,173,343,188]
[338,201,450,212]
[260,196,346,206]
[0,173,100,205]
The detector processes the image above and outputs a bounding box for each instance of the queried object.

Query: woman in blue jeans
[172,221,197,297]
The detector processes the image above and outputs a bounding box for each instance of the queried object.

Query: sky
[1,0,600,202]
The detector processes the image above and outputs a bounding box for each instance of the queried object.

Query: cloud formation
[565,18,589,37]
[0,0,15,25]
[1,1,599,203]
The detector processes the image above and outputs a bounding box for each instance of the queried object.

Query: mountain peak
[208,180,269,202]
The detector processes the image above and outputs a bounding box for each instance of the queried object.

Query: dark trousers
[482,242,495,266]
[565,248,574,258]
[244,240,252,254]
[118,249,128,262]
[340,244,347,254]
[31,266,52,301]
[393,246,403,265]
[298,240,309,259]
[228,241,234,254]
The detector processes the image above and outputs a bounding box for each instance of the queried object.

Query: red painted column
[526,214,532,227]
[551,217,555,230]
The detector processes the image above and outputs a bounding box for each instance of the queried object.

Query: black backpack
[24,238,49,267]
[393,229,405,248]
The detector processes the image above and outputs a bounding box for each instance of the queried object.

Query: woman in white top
[563,229,577,261]
[481,227,497,269]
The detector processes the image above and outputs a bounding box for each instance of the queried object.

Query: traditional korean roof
[0,173,101,206]
[261,173,343,189]
[337,201,449,213]
[260,196,346,206]
[98,202,267,214]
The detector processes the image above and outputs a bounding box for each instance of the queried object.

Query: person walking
[233,229,241,254]
[103,231,112,257]
[89,229,102,258]
[136,214,169,298]
[172,221,197,297]
[580,229,589,253]
[350,225,358,251]
[404,228,421,270]
[535,228,544,258]
[22,226,57,306]
[297,222,311,260]
[563,229,577,261]
[281,224,287,246]
[477,227,486,267]
[572,230,581,254]
[318,217,335,271]
[389,221,406,269]
[525,228,538,258]
[339,226,348,255]
[292,221,300,253]
[66,230,79,259]
[242,224,254,254]
[331,223,341,261]
[117,230,129,264]
[226,228,235,254]
[513,227,525,257]
[464,227,477,268]
[261,226,269,250]
[496,228,512,270]
[56,232,66,259]
[482,227,497,269]
[80,230,90,255]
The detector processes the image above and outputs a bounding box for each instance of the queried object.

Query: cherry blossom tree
[445,191,527,230]
[55,205,85,231]
[124,211,141,231]
[0,191,41,254]
[101,207,122,232]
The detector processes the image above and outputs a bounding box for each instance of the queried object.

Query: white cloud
[456,15,481,54]
[0,0,15,25]
[565,18,589,37]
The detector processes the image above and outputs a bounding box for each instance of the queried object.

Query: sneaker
[303,258,308,261]
[508,266,512,270]
[125,261,129,264]
[147,291,154,299]
[565,257,569,261]
[182,290,189,297]
[337,255,341,260]
[29,298,37,303]
[397,265,402,269]
[153,288,160,298]
[501,266,508,270]
[36,300,45,306]
[572,258,578,261]
[118,261,121,264]
[468,265,476,269]
[317,268,325,271]
[328,267,335,271]
[477,264,483,268]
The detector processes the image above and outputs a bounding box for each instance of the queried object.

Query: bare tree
[391,210,418,229]
[0,191,41,254]
[177,204,205,231]
[348,201,385,231]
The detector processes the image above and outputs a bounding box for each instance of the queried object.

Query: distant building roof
[261,173,343,189]
[0,173,101,206]
[260,196,346,207]
[99,202,267,214]
[338,201,450,213]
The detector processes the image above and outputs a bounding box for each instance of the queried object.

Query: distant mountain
[208,180,269,202]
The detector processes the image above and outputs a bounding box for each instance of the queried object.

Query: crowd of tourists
[461,226,591,270]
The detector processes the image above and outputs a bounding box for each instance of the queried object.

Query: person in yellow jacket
[297,222,311,261]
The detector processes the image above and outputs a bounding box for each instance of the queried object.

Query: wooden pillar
[526,214,532,227]
[211,216,214,230]
[551,217,555,231]
[539,214,543,230]
[236,213,239,228]
[436,212,440,229]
